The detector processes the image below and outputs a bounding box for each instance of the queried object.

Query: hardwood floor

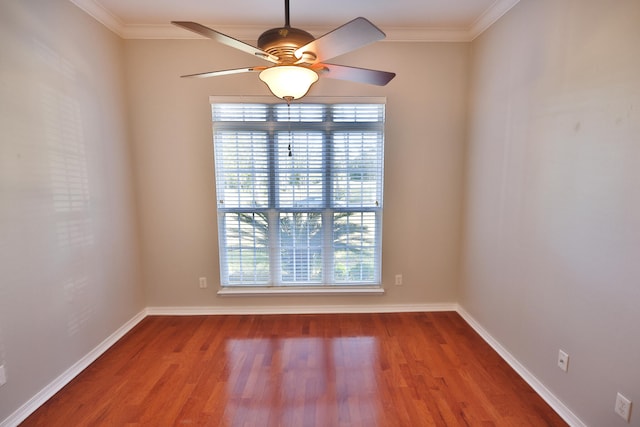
[21,312,567,426]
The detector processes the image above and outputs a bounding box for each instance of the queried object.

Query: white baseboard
[455,306,586,427]
[2,304,584,427]
[0,310,147,427]
[0,302,454,426]
[145,303,458,316]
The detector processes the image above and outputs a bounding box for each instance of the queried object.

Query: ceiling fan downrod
[284,0,290,27]
[256,0,315,63]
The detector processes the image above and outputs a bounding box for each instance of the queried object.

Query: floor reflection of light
[224,335,379,425]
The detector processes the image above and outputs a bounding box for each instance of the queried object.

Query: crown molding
[120,23,472,42]
[468,0,521,40]
[382,27,472,43]
[69,0,124,36]
[71,0,521,42]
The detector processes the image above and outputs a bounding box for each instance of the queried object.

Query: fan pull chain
[287,103,293,157]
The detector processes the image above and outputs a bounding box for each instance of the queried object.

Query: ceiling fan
[172,0,396,102]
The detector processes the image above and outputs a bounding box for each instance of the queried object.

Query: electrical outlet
[615,392,632,422]
[394,274,403,286]
[557,350,569,372]
[199,277,207,289]
[0,365,7,387]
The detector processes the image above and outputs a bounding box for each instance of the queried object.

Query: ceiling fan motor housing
[257,27,315,64]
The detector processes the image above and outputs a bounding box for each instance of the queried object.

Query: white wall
[11,0,640,425]
[124,39,470,309]
[0,0,143,421]
[461,0,640,425]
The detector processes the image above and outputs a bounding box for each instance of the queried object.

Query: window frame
[210,96,386,296]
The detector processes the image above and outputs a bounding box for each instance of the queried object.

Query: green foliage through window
[213,100,385,287]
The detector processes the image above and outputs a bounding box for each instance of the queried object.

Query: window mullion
[323,106,334,286]
[267,105,280,286]
[323,210,333,285]
[374,210,382,284]
[268,208,279,286]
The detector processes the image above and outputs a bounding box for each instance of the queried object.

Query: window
[211,98,385,290]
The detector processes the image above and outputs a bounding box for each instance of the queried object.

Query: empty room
[1,0,639,425]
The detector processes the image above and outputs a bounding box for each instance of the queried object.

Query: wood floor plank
[20,312,567,426]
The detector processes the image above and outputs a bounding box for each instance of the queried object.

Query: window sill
[217,286,385,297]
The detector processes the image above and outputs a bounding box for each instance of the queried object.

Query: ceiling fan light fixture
[259,65,319,101]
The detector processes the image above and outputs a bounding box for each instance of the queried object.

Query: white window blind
[212,99,385,288]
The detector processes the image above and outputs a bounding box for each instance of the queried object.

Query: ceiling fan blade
[314,63,395,86]
[181,67,267,79]
[172,21,279,63]
[295,17,385,64]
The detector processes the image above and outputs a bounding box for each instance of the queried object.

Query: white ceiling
[70,0,520,41]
